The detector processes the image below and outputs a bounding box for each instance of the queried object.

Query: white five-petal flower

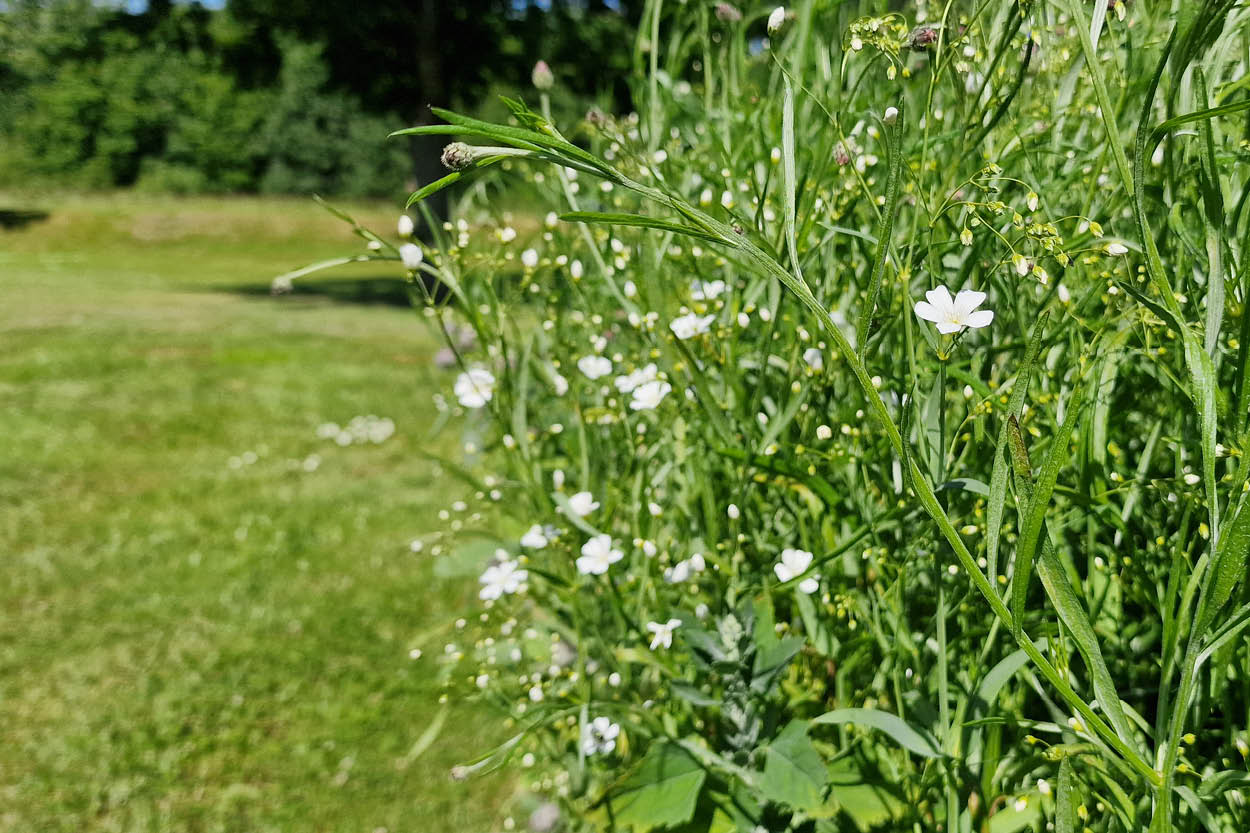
[690,279,726,301]
[670,312,716,340]
[803,347,824,371]
[577,355,613,380]
[576,534,623,575]
[615,363,659,393]
[567,491,599,517]
[454,367,496,408]
[581,716,620,755]
[774,548,819,594]
[479,559,528,600]
[646,618,682,650]
[913,286,994,335]
[630,380,671,411]
[521,248,539,268]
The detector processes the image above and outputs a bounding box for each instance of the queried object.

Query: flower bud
[531,60,554,91]
[397,214,415,237]
[714,3,742,22]
[399,243,424,270]
[883,106,899,125]
[767,6,786,35]
[441,142,475,171]
[907,26,938,49]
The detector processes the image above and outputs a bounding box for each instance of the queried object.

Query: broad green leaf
[760,720,825,811]
[1194,494,1250,635]
[607,742,707,832]
[811,708,942,759]
[823,756,906,829]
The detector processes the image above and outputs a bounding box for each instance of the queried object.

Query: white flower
[624,280,637,298]
[690,279,726,301]
[615,364,659,393]
[397,214,415,237]
[803,347,823,371]
[567,491,599,517]
[815,424,832,440]
[774,548,819,593]
[544,211,559,229]
[647,618,682,650]
[648,502,662,517]
[670,312,716,340]
[498,226,517,243]
[520,524,549,549]
[767,6,786,34]
[883,106,898,125]
[727,504,740,519]
[581,717,620,755]
[913,286,994,334]
[454,367,496,408]
[551,372,569,396]
[479,559,528,600]
[577,534,623,575]
[577,355,613,380]
[521,248,539,268]
[1106,242,1129,255]
[665,553,706,583]
[399,243,424,270]
[630,380,671,411]
[570,259,584,279]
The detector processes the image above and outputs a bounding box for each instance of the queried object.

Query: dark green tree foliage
[0,0,640,196]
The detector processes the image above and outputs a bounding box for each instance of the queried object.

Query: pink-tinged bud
[714,3,742,22]
[531,60,554,90]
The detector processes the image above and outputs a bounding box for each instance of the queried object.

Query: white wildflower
[913,286,994,334]
[397,214,415,237]
[576,534,623,575]
[581,717,619,755]
[454,367,496,408]
[577,355,613,380]
[670,312,716,340]
[479,559,528,600]
[803,347,824,371]
[399,243,424,270]
[646,618,682,650]
[615,363,659,393]
[774,548,819,594]
[521,248,539,268]
[520,524,549,549]
[567,491,599,517]
[767,6,786,34]
[630,380,671,411]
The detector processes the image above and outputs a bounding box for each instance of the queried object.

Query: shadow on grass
[0,208,50,230]
[227,275,452,308]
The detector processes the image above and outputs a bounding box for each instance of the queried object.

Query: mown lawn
[0,193,507,832]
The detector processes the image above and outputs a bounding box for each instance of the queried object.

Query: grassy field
[0,193,508,832]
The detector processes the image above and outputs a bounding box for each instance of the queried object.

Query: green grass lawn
[0,193,508,832]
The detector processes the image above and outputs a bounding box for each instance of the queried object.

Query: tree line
[0,0,640,196]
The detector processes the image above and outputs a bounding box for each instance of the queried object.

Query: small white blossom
[727,504,740,519]
[577,355,613,380]
[567,491,599,517]
[1106,242,1129,255]
[551,372,569,396]
[581,717,620,755]
[816,424,832,440]
[691,279,726,301]
[570,259,584,279]
[883,106,898,125]
[520,524,549,549]
[913,286,994,334]
[577,534,623,575]
[521,248,539,268]
[397,214,415,237]
[646,618,682,650]
[774,548,819,594]
[454,367,496,408]
[648,502,662,517]
[399,243,424,270]
[615,364,659,393]
[479,559,528,600]
[630,380,671,410]
[670,312,716,340]
[803,347,823,371]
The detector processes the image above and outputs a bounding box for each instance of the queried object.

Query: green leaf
[811,708,942,759]
[823,755,906,829]
[760,720,825,811]
[607,741,707,832]
[1194,493,1250,635]
[559,211,723,244]
[857,100,903,353]
[1148,98,1250,150]
[1055,757,1076,833]
[986,313,1049,582]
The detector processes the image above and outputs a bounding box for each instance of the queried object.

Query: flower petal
[924,285,953,310]
[953,289,986,317]
[936,320,964,335]
[964,309,994,329]
[914,301,941,323]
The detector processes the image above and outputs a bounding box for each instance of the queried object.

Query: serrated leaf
[607,742,707,832]
[760,720,825,811]
[811,709,942,759]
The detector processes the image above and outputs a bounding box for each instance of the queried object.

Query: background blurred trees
[0,0,640,196]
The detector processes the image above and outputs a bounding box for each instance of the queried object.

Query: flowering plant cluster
[297,1,1250,831]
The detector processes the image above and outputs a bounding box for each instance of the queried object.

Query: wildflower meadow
[297,1,1250,830]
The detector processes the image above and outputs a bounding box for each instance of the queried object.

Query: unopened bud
[714,3,742,22]
[531,60,554,90]
[883,106,899,125]
[441,142,475,171]
[767,6,786,35]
